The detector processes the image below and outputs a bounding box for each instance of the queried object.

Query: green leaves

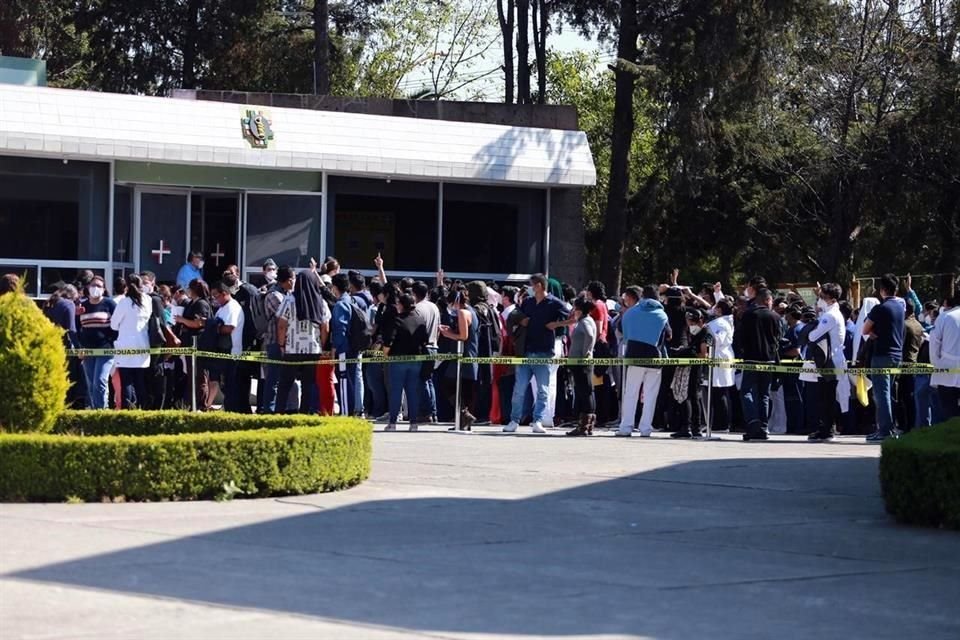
[0,292,69,434]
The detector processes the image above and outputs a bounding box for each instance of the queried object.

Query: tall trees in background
[1,0,957,290]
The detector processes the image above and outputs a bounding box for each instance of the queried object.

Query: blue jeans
[420,348,438,419]
[337,356,363,416]
[740,370,773,433]
[510,352,552,423]
[870,355,898,435]
[364,360,388,417]
[260,343,283,414]
[388,361,421,424]
[914,374,933,428]
[82,356,114,409]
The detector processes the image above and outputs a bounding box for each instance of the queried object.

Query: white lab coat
[707,315,735,388]
[930,307,960,389]
[807,302,850,412]
[110,294,152,368]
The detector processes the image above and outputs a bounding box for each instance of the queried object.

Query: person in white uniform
[805,283,849,441]
[929,294,960,419]
[110,273,153,409]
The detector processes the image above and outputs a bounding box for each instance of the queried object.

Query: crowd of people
[3,256,959,442]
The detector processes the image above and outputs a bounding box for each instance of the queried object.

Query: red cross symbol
[211,242,226,266]
[151,240,171,264]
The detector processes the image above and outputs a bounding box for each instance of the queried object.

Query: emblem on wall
[241,109,274,148]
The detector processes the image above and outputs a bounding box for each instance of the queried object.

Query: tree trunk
[497,0,515,104]
[516,0,530,104]
[313,0,330,95]
[598,0,638,292]
[532,0,547,104]
[180,0,203,89]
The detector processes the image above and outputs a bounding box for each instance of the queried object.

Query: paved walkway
[1,428,958,639]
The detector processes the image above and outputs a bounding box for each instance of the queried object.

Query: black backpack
[348,301,373,353]
[473,301,502,356]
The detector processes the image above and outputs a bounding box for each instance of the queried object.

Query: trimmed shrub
[0,291,69,433]
[880,418,960,530]
[54,410,332,436]
[0,417,372,502]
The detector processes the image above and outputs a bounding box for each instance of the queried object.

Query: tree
[516,0,531,103]
[497,0,515,103]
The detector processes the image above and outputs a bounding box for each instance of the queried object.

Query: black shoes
[743,431,769,441]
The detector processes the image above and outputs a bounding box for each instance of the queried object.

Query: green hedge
[53,410,332,436]
[880,418,960,530]
[0,417,372,502]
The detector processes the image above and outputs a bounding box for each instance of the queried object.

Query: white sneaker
[541,421,555,429]
[616,427,633,437]
[503,421,519,433]
[531,421,546,434]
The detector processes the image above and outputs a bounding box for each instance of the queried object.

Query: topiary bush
[0,415,372,502]
[880,418,960,530]
[0,291,70,433]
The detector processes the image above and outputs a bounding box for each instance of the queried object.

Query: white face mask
[197,261,205,270]
[526,285,535,297]
[142,283,154,295]
[265,269,278,283]
[689,325,702,336]
[88,286,104,299]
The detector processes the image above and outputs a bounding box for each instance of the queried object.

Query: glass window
[442,184,544,274]
[329,177,438,273]
[0,157,109,261]
[245,194,323,269]
[113,186,133,264]
[0,264,39,297]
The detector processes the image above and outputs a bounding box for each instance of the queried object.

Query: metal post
[339,352,349,416]
[453,340,464,430]
[701,342,720,441]
[191,336,198,412]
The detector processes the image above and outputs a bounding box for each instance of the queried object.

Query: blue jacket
[620,299,668,358]
[332,292,353,354]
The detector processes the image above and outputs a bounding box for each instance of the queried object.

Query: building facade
[0,82,595,296]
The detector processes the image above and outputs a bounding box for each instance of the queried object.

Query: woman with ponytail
[110,273,152,408]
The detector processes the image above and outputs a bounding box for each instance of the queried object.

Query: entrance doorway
[134,188,240,285]
[190,193,240,283]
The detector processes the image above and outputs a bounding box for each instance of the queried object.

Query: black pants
[709,386,734,431]
[817,378,838,437]
[442,377,475,415]
[939,386,960,420]
[572,365,595,414]
[675,373,704,436]
[497,374,515,425]
[119,367,147,409]
[897,375,916,432]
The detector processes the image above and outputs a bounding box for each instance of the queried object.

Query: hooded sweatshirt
[620,298,670,359]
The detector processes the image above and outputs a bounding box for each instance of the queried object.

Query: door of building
[135,188,189,284]
[190,192,240,283]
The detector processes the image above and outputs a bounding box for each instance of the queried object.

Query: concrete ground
[1,426,958,640]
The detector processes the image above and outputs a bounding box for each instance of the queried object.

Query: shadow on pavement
[7,456,960,638]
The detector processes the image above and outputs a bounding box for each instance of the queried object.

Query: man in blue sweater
[331,273,363,416]
[618,285,670,437]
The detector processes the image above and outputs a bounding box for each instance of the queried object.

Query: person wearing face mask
[177,251,205,289]
[260,266,295,414]
[174,278,212,410]
[862,274,906,442]
[76,276,117,409]
[805,283,848,441]
[383,292,429,431]
[667,309,709,438]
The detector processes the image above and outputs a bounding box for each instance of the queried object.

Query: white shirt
[110,293,152,368]
[808,302,847,371]
[930,306,960,389]
[415,299,441,348]
[501,303,515,326]
[216,298,244,356]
